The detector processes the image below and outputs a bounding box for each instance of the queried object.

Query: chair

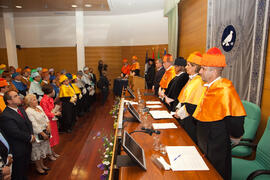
[232,118,270,180]
[231,100,261,157]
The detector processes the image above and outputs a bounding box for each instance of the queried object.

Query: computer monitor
[126,86,136,99]
[127,102,141,123]
[122,131,147,170]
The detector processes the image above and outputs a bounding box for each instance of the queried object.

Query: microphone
[141,127,161,135]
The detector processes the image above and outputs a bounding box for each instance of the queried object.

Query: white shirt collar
[14,80,21,83]
[189,73,198,80]
[22,76,28,81]
[166,65,173,71]
[8,106,18,112]
[175,71,184,77]
[0,92,4,96]
[157,67,162,71]
[204,76,221,88]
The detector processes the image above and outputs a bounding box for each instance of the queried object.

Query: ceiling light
[71,4,77,8]
[15,5,22,8]
[85,4,92,8]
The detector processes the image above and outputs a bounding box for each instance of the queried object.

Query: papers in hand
[124,100,138,105]
[152,123,177,129]
[146,101,162,105]
[146,105,162,109]
[149,110,173,119]
[166,146,209,171]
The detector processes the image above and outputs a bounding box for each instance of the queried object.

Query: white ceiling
[12,0,165,17]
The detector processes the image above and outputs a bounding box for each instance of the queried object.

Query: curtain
[164,0,180,59]
[206,0,270,105]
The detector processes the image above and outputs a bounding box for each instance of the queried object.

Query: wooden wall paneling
[17,47,77,74]
[85,46,123,84]
[178,0,208,58]
[0,48,8,66]
[258,27,270,141]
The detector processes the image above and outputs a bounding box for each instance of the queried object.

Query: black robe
[164,72,189,111]
[196,116,244,180]
[145,64,156,89]
[153,67,165,96]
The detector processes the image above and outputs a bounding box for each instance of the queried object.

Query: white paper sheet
[146,101,162,105]
[146,105,162,109]
[152,123,177,129]
[124,100,138,105]
[149,110,173,119]
[166,146,209,171]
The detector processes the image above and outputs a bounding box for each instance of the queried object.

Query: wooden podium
[128,76,145,90]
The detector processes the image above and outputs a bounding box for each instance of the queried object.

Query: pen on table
[173,154,181,161]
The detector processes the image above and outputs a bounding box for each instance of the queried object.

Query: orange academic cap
[132,56,138,60]
[0,78,8,87]
[162,54,173,63]
[123,58,128,63]
[187,51,202,65]
[201,47,226,67]
[16,68,22,73]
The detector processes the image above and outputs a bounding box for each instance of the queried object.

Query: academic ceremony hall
[0,0,270,180]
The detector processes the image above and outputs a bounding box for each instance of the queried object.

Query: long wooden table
[111,90,222,180]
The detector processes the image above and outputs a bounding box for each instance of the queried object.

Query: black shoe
[37,170,48,175]
[43,167,50,171]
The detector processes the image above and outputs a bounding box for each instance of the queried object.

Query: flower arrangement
[97,132,114,180]
[97,97,121,179]
[109,97,121,129]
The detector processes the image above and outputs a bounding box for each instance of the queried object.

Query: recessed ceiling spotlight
[15,5,22,8]
[85,4,92,8]
[71,4,77,8]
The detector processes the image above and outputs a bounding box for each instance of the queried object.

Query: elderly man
[152,59,165,96]
[158,54,176,98]
[193,47,246,180]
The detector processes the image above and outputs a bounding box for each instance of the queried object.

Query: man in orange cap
[0,78,9,112]
[21,68,31,89]
[121,58,130,78]
[130,56,140,76]
[193,47,246,180]
[174,51,204,143]
[158,54,176,97]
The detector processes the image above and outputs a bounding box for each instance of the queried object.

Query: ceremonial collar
[204,76,221,88]
[189,73,198,80]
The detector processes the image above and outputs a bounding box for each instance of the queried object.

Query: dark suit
[145,65,156,89]
[0,106,33,180]
[0,130,10,166]
[153,67,165,96]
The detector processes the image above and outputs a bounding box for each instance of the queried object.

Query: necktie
[17,109,25,119]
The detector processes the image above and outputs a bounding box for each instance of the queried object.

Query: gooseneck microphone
[129,127,161,136]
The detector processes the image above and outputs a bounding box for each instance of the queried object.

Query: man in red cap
[193,47,246,180]
[121,58,130,78]
[158,54,176,97]
[0,78,9,112]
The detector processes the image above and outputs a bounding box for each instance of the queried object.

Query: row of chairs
[231,100,270,180]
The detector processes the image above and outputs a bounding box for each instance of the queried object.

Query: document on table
[166,146,209,171]
[152,123,177,129]
[146,101,162,105]
[124,100,138,105]
[149,110,173,119]
[146,105,162,109]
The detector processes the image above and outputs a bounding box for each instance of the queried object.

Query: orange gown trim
[193,78,246,122]
[178,75,205,105]
[130,62,140,71]
[0,95,6,113]
[121,65,130,75]
[159,66,176,89]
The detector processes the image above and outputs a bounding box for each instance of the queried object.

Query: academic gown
[193,78,246,180]
[153,67,165,96]
[177,75,205,143]
[59,84,76,131]
[164,72,189,111]
[145,64,156,89]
